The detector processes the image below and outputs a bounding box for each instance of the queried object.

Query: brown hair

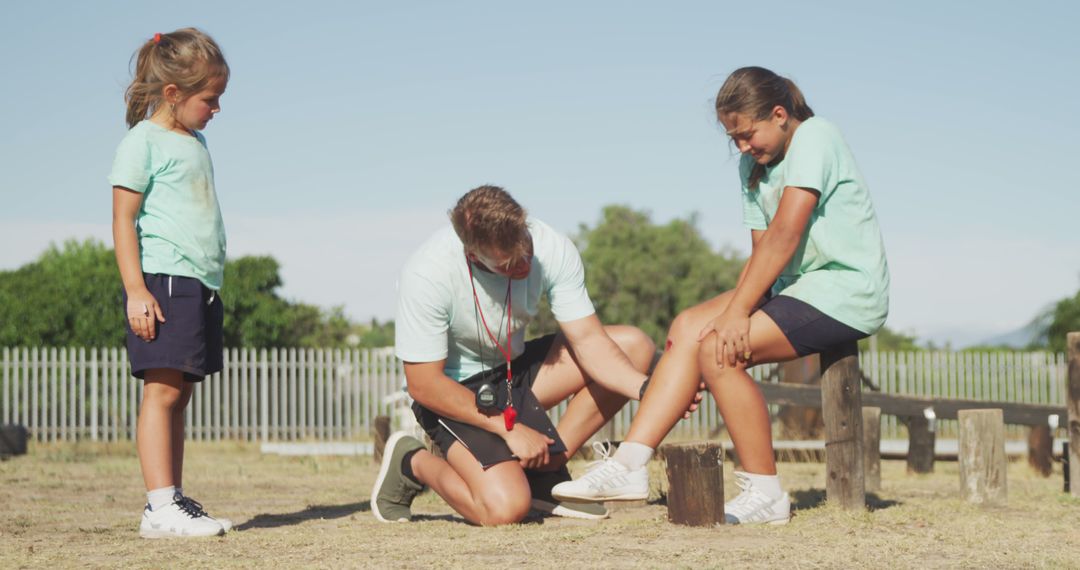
[449,185,529,258]
[124,28,230,128]
[715,66,814,188]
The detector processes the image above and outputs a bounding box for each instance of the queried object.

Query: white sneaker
[724,471,791,525]
[550,442,649,502]
[176,493,233,533]
[139,500,225,538]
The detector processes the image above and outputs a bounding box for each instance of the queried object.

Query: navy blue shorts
[413,334,567,468]
[123,274,224,382]
[758,295,868,357]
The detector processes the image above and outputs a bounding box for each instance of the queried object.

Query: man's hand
[534,450,570,472]
[681,381,707,419]
[503,424,555,469]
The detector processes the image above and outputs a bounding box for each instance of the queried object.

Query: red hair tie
[153,33,162,44]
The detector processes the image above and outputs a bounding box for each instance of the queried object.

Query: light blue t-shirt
[395,218,595,381]
[108,120,227,290]
[740,117,890,334]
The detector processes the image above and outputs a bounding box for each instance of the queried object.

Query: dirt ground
[1,441,1078,569]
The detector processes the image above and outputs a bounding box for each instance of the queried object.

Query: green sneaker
[527,466,609,520]
[371,432,426,523]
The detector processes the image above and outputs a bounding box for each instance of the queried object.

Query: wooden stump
[0,425,29,458]
[905,415,936,474]
[778,355,824,440]
[661,442,725,526]
[1068,332,1080,498]
[862,407,882,493]
[372,415,391,463]
[1027,424,1053,477]
[958,409,1007,505]
[820,342,865,510]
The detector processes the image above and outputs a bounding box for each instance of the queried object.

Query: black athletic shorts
[412,334,567,469]
[123,273,224,382]
[758,294,868,357]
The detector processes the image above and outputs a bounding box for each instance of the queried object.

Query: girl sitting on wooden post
[552,66,890,525]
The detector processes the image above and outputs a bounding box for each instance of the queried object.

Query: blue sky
[1,1,1077,347]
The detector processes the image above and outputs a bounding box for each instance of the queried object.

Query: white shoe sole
[551,489,647,502]
[727,517,790,526]
[139,526,224,539]
[531,499,610,520]
[370,431,412,523]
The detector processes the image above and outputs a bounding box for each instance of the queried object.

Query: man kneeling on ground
[372,185,669,525]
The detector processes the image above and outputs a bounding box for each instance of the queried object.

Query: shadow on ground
[237,502,556,530]
[412,511,550,525]
[790,488,901,512]
[236,501,370,530]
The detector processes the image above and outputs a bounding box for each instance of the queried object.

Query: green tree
[0,243,379,348]
[527,206,744,344]
[1046,290,1080,352]
[221,256,304,347]
[858,326,921,351]
[221,257,371,348]
[351,318,396,348]
[296,306,353,348]
[0,240,125,346]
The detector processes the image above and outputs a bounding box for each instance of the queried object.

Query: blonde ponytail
[123,28,229,128]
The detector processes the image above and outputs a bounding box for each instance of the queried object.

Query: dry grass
[1,441,1079,569]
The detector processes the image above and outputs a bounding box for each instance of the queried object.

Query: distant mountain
[974,306,1055,349]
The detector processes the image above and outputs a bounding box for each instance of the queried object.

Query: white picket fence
[0,347,403,443]
[0,347,1069,443]
[862,350,1068,439]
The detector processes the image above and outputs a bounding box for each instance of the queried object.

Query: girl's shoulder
[793,117,845,145]
[123,120,208,146]
[117,119,154,142]
[797,115,836,133]
[112,120,156,159]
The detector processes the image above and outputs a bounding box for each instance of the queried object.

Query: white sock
[739,471,784,501]
[613,441,654,470]
[147,486,177,511]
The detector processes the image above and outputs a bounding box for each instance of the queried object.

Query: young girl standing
[553,66,890,524]
[110,28,232,538]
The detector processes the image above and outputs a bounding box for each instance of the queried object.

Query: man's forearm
[409,375,509,435]
[568,334,647,400]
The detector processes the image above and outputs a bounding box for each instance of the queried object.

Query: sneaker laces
[578,441,627,491]
[725,473,774,518]
[175,495,210,519]
[727,472,753,508]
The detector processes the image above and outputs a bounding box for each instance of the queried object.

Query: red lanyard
[467,259,517,430]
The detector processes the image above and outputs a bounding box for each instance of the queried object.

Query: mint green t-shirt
[108,121,227,290]
[740,117,889,334]
[395,218,595,381]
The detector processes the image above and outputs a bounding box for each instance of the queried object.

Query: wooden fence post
[862,407,881,493]
[372,415,391,463]
[661,441,725,526]
[958,409,1007,505]
[1068,332,1080,498]
[905,414,936,474]
[1027,424,1052,477]
[820,342,864,509]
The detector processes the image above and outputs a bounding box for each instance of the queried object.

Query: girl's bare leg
[137,369,185,491]
[697,312,797,474]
